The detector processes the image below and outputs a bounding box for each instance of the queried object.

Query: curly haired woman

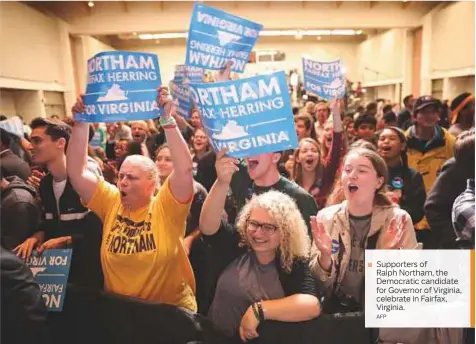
[199,149,320,343]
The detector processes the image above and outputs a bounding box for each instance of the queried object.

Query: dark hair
[30,117,71,150]
[383,105,393,114]
[0,128,11,149]
[366,102,378,115]
[383,111,397,125]
[354,114,377,130]
[454,128,475,177]
[380,126,409,171]
[403,95,413,107]
[292,107,300,116]
[295,114,318,141]
[0,115,7,121]
[127,141,143,156]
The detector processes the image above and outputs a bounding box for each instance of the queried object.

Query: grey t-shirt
[339,213,372,303]
[208,251,285,337]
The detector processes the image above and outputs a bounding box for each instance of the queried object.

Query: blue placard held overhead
[186,3,262,73]
[302,58,346,100]
[25,249,73,312]
[76,51,162,122]
[189,71,298,158]
[174,65,204,84]
[170,81,192,118]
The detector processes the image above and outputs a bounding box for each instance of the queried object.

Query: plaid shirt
[452,179,475,244]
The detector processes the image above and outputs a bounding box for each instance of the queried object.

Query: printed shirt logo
[391,177,404,189]
[105,213,156,255]
[331,239,340,254]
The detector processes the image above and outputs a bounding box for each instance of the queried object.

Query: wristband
[159,116,177,129]
[257,301,265,321]
[251,303,260,323]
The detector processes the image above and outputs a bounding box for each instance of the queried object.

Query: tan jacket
[309,201,418,294]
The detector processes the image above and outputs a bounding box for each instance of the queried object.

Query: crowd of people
[1,62,474,344]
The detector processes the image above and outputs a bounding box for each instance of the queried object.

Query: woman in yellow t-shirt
[68,87,197,312]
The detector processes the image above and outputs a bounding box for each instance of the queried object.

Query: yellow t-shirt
[86,178,197,312]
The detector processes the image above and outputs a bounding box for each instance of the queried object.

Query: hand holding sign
[72,96,86,117]
[215,61,233,82]
[157,86,175,120]
[215,149,239,185]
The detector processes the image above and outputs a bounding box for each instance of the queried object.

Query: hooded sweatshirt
[0,176,42,250]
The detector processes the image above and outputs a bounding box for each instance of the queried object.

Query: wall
[0,90,17,116]
[0,2,64,86]
[356,29,406,84]
[431,1,475,74]
[126,40,359,84]
[73,36,116,92]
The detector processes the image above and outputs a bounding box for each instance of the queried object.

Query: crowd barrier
[46,284,373,344]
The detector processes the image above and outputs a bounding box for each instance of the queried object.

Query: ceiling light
[341,66,347,74]
[136,29,363,41]
[88,1,94,7]
[331,30,356,35]
[317,36,322,41]
[155,40,160,44]
[133,32,137,36]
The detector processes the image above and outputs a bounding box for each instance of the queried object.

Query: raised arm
[159,87,194,203]
[67,98,99,204]
[199,149,238,235]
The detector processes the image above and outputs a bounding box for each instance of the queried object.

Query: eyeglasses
[246,219,278,233]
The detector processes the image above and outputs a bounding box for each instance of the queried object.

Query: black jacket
[1,246,48,344]
[425,157,468,248]
[38,174,103,288]
[1,176,42,250]
[0,149,31,181]
[387,164,426,225]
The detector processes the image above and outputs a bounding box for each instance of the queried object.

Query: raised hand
[310,216,332,256]
[156,86,175,120]
[27,169,45,192]
[71,95,85,116]
[215,149,239,185]
[381,213,408,249]
[215,61,233,83]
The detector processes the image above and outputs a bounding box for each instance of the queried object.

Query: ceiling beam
[336,2,343,8]
[369,1,379,9]
[122,1,128,13]
[402,1,411,9]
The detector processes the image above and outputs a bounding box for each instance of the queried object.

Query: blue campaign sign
[170,81,192,118]
[189,71,298,158]
[302,58,346,100]
[25,249,73,312]
[186,3,262,73]
[174,65,204,84]
[76,51,162,123]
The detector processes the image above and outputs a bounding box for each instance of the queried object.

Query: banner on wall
[0,116,24,137]
[302,58,346,100]
[189,71,298,158]
[76,51,162,122]
[185,3,263,73]
[170,81,192,118]
[26,249,73,312]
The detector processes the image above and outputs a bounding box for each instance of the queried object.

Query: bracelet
[257,301,265,321]
[159,116,177,129]
[251,303,260,323]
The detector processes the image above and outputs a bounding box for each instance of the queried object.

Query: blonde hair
[235,190,311,273]
[122,155,159,188]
